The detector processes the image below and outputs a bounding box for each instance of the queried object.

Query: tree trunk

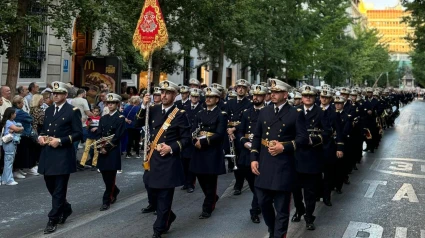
[6,0,30,97]
[261,50,268,81]
[372,73,384,88]
[216,40,224,85]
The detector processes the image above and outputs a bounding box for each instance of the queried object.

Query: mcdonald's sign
[84,60,95,70]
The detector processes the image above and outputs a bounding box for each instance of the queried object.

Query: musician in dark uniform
[189,78,205,104]
[292,85,332,231]
[175,86,190,109]
[138,80,191,238]
[363,87,378,153]
[190,87,227,219]
[97,93,126,211]
[293,92,302,107]
[333,95,353,194]
[349,89,365,167]
[318,87,341,207]
[236,85,268,224]
[251,79,309,238]
[340,87,353,114]
[212,83,227,111]
[226,79,252,195]
[37,81,83,234]
[181,88,203,193]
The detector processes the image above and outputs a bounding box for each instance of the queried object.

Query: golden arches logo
[84,60,95,70]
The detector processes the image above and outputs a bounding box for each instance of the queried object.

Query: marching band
[37,78,410,238]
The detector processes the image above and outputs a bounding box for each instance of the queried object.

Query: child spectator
[78,106,101,170]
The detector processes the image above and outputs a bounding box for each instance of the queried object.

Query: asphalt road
[1,100,425,238]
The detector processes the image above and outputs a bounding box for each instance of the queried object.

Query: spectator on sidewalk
[72,89,93,151]
[124,96,141,158]
[1,108,24,185]
[97,90,109,116]
[41,91,53,111]
[0,86,12,116]
[25,82,39,105]
[17,86,30,113]
[78,106,101,170]
[30,94,45,170]
[12,95,38,178]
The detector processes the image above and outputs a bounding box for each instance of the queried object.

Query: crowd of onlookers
[0,81,148,186]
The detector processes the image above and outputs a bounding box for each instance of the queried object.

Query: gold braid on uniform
[69,135,73,143]
[176,141,182,151]
[291,140,296,151]
[251,149,259,153]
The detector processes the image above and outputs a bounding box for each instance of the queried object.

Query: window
[19,1,47,78]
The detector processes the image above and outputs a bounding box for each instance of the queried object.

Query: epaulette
[73,107,78,111]
[244,109,248,112]
[224,102,227,104]
[297,108,302,112]
[221,111,227,115]
[348,114,351,117]
[119,115,124,118]
[180,110,185,113]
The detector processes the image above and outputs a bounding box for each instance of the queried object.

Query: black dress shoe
[353,165,358,170]
[323,199,332,207]
[111,189,120,204]
[251,214,260,223]
[291,211,305,222]
[199,211,211,219]
[187,188,194,193]
[336,189,343,194]
[306,222,316,230]
[152,232,162,238]
[141,204,156,213]
[43,220,57,234]
[91,166,97,171]
[58,209,73,224]
[269,232,274,238]
[99,204,110,211]
[76,164,85,171]
[181,185,188,190]
[233,190,242,195]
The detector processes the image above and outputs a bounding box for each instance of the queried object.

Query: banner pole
[143,55,153,167]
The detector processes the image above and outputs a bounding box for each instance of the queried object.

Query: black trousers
[256,188,291,238]
[126,128,141,155]
[196,174,218,214]
[323,164,336,200]
[235,166,260,215]
[233,165,245,190]
[44,174,72,222]
[151,188,175,234]
[182,157,196,188]
[101,170,120,205]
[293,173,321,222]
[145,182,157,208]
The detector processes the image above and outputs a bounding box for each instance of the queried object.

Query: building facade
[366,1,414,54]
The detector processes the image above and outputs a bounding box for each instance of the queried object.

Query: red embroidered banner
[133,0,169,61]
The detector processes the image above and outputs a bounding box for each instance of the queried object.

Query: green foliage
[402,0,425,86]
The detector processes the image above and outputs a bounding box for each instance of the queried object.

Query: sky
[364,0,401,9]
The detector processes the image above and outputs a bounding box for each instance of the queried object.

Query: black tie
[207,110,212,115]
[55,106,59,115]
[237,100,241,104]
[162,109,165,115]
[192,106,195,110]
[306,109,310,115]
[275,107,279,115]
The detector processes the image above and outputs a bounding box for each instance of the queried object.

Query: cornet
[89,134,115,149]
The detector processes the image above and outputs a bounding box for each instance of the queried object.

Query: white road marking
[25,192,148,238]
[392,183,419,203]
[374,169,425,179]
[389,162,413,171]
[342,221,383,238]
[363,180,387,198]
[421,230,425,238]
[395,227,407,238]
[421,165,425,172]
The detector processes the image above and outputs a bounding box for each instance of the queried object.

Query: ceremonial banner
[133,0,169,61]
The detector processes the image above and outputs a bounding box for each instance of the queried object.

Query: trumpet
[225,135,238,170]
[89,134,115,149]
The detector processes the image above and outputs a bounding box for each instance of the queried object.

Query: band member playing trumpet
[250,79,309,238]
[236,84,267,224]
[225,79,252,195]
[190,87,227,219]
[137,80,191,238]
[37,81,83,234]
[97,93,126,211]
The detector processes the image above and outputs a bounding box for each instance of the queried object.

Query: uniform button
[164,136,166,138]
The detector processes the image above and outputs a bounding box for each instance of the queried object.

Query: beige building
[366,1,414,54]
